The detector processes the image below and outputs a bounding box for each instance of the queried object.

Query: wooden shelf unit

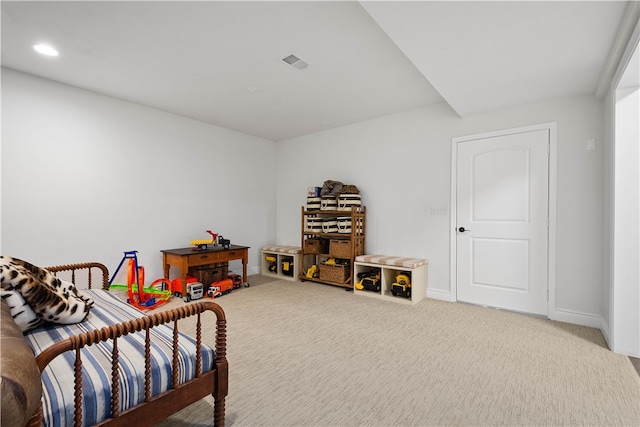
[299,206,366,288]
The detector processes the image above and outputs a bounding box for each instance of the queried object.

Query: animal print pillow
[0,256,94,332]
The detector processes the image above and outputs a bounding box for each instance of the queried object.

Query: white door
[456,129,549,315]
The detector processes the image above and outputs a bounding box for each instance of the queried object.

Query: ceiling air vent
[282,54,309,70]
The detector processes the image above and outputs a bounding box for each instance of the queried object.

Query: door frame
[449,122,557,317]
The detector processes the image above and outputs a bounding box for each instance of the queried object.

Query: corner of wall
[548,307,603,329]
[600,315,612,350]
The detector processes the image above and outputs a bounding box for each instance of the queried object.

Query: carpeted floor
[155,277,640,426]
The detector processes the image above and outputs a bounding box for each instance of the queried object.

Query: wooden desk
[161,245,250,296]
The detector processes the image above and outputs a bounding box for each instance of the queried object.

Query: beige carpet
[155,277,640,426]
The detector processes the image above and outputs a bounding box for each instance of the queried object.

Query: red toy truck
[171,276,199,298]
[227,273,243,288]
[206,278,234,298]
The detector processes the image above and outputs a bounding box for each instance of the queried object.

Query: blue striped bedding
[24,290,215,427]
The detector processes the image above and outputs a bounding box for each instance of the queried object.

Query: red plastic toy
[171,276,199,297]
[206,278,234,299]
[109,251,172,311]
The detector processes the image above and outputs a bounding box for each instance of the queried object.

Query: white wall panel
[1,69,277,280]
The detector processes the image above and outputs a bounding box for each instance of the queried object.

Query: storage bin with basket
[188,262,229,287]
[304,237,329,254]
[319,261,350,284]
[329,239,352,259]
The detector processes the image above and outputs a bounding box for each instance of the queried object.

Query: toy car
[171,276,199,298]
[184,282,204,302]
[306,265,319,279]
[227,273,244,289]
[361,275,381,292]
[218,235,231,249]
[355,270,380,292]
[281,259,294,276]
[207,279,234,298]
[207,285,222,298]
[391,272,411,298]
[265,255,277,272]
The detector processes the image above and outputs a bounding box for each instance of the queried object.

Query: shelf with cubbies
[261,247,299,281]
[299,204,366,289]
[353,255,427,305]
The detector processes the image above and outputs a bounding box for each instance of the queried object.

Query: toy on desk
[191,230,219,250]
[391,271,412,298]
[218,235,231,249]
[109,251,172,310]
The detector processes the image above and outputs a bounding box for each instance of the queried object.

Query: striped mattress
[24,289,215,427]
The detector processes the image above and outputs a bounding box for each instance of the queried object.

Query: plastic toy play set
[109,251,172,310]
[110,229,247,309]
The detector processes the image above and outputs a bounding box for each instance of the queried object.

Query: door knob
[458,227,470,232]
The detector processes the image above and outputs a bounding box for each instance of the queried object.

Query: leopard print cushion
[0,256,94,332]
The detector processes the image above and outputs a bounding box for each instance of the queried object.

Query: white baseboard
[427,288,454,302]
[549,308,602,328]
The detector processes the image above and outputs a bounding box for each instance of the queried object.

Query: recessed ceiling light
[33,44,59,57]
[247,86,259,93]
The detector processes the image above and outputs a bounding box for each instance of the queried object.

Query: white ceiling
[0,1,630,141]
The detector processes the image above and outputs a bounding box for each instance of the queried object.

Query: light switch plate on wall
[430,205,448,215]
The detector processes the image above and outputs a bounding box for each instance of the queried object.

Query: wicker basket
[188,262,229,285]
[319,263,350,283]
[329,239,351,259]
[304,238,329,254]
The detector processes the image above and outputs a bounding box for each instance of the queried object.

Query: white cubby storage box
[261,245,302,281]
[353,254,427,305]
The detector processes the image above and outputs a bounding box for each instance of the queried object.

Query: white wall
[1,68,608,326]
[1,68,277,281]
[276,95,605,324]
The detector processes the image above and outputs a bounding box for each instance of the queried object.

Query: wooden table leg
[242,251,248,285]
[163,253,170,279]
[180,258,189,297]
